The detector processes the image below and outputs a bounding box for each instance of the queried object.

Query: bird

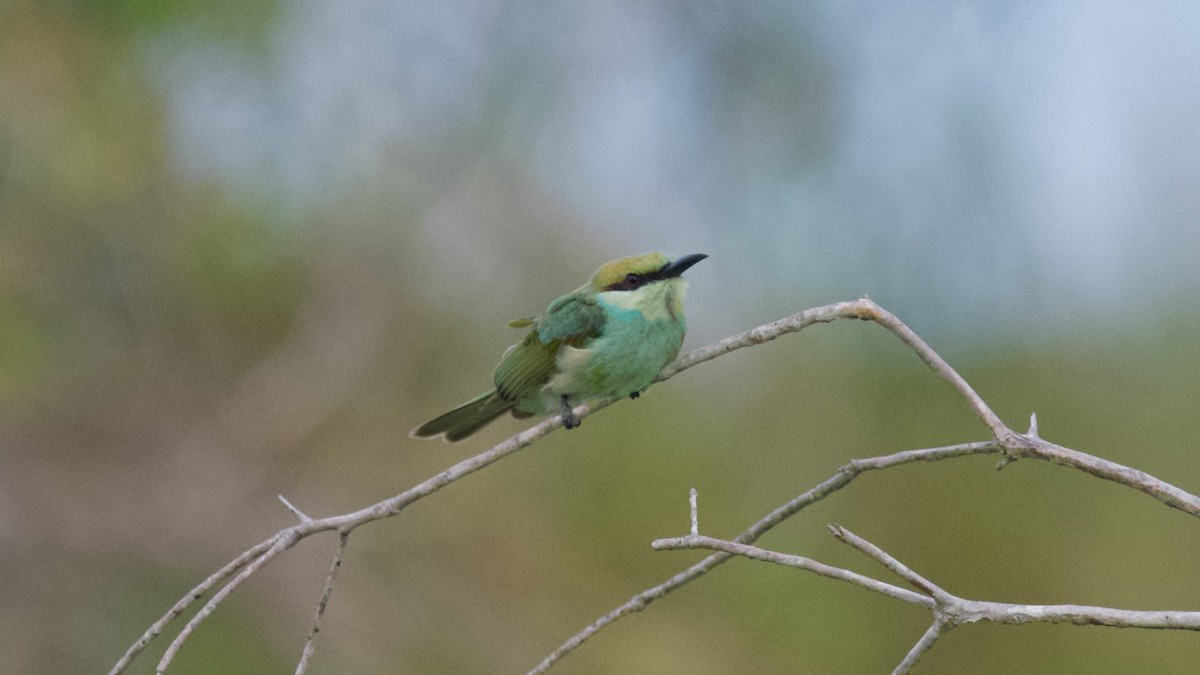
[410,252,707,442]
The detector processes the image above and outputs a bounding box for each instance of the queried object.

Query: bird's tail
[410,391,516,442]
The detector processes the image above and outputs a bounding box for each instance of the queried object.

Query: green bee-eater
[411,252,707,442]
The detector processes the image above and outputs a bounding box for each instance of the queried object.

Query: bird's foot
[560,395,581,430]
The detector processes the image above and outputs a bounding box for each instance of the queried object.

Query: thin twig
[108,538,277,675]
[688,488,698,536]
[157,532,300,673]
[652,535,933,608]
[525,441,999,674]
[296,531,350,675]
[664,525,1200,672]
[858,303,1008,437]
[121,414,569,672]
[279,494,312,523]
[894,620,950,675]
[828,525,949,602]
[672,521,1200,667]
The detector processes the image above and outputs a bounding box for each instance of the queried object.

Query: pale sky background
[152,2,1200,345]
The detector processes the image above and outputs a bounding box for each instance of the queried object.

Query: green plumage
[409,391,515,442]
[411,252,706,442]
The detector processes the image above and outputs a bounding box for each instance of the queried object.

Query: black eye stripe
[606,275,639,291]
[603,264,670,292]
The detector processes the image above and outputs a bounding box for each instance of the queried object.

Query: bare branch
[108,538,277,675]
[652,534,934,608]
[116,412,572,672]
[115,300,888,672]
[828,525,949,602]
[157,532,299,673]
[952,601,1200,630]
[1001,436,1200,516]
[296,531,350,675]
[895,620,950,675]
[279,494,312,523]
[688,488,698,536]
[856,302,1008,436]
[661,523,1200,672]
[112,298,1200,674]
[526,441,998,674]
[535,298,1200,672]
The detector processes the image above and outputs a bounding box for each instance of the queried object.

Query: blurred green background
[5,1,1200,673]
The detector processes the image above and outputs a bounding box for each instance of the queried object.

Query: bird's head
[589,252,707,293]
[588,252,707,318]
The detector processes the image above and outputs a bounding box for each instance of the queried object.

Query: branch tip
[278,495,311,523]
[995,455,1018,471]
[688,488,699,536]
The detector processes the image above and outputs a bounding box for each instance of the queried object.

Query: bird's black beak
[658,253,708,280]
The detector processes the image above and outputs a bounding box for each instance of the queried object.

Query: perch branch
[114,299,874,672]
[111,298,1200,674]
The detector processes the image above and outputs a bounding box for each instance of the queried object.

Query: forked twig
[659,520,1200,674]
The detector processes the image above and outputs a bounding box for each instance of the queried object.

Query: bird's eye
[605,272,648,292]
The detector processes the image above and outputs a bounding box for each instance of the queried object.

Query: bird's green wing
[537,293,606,344]
[493,293,606,402]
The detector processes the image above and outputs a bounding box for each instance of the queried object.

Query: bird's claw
[560,396,581,430]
